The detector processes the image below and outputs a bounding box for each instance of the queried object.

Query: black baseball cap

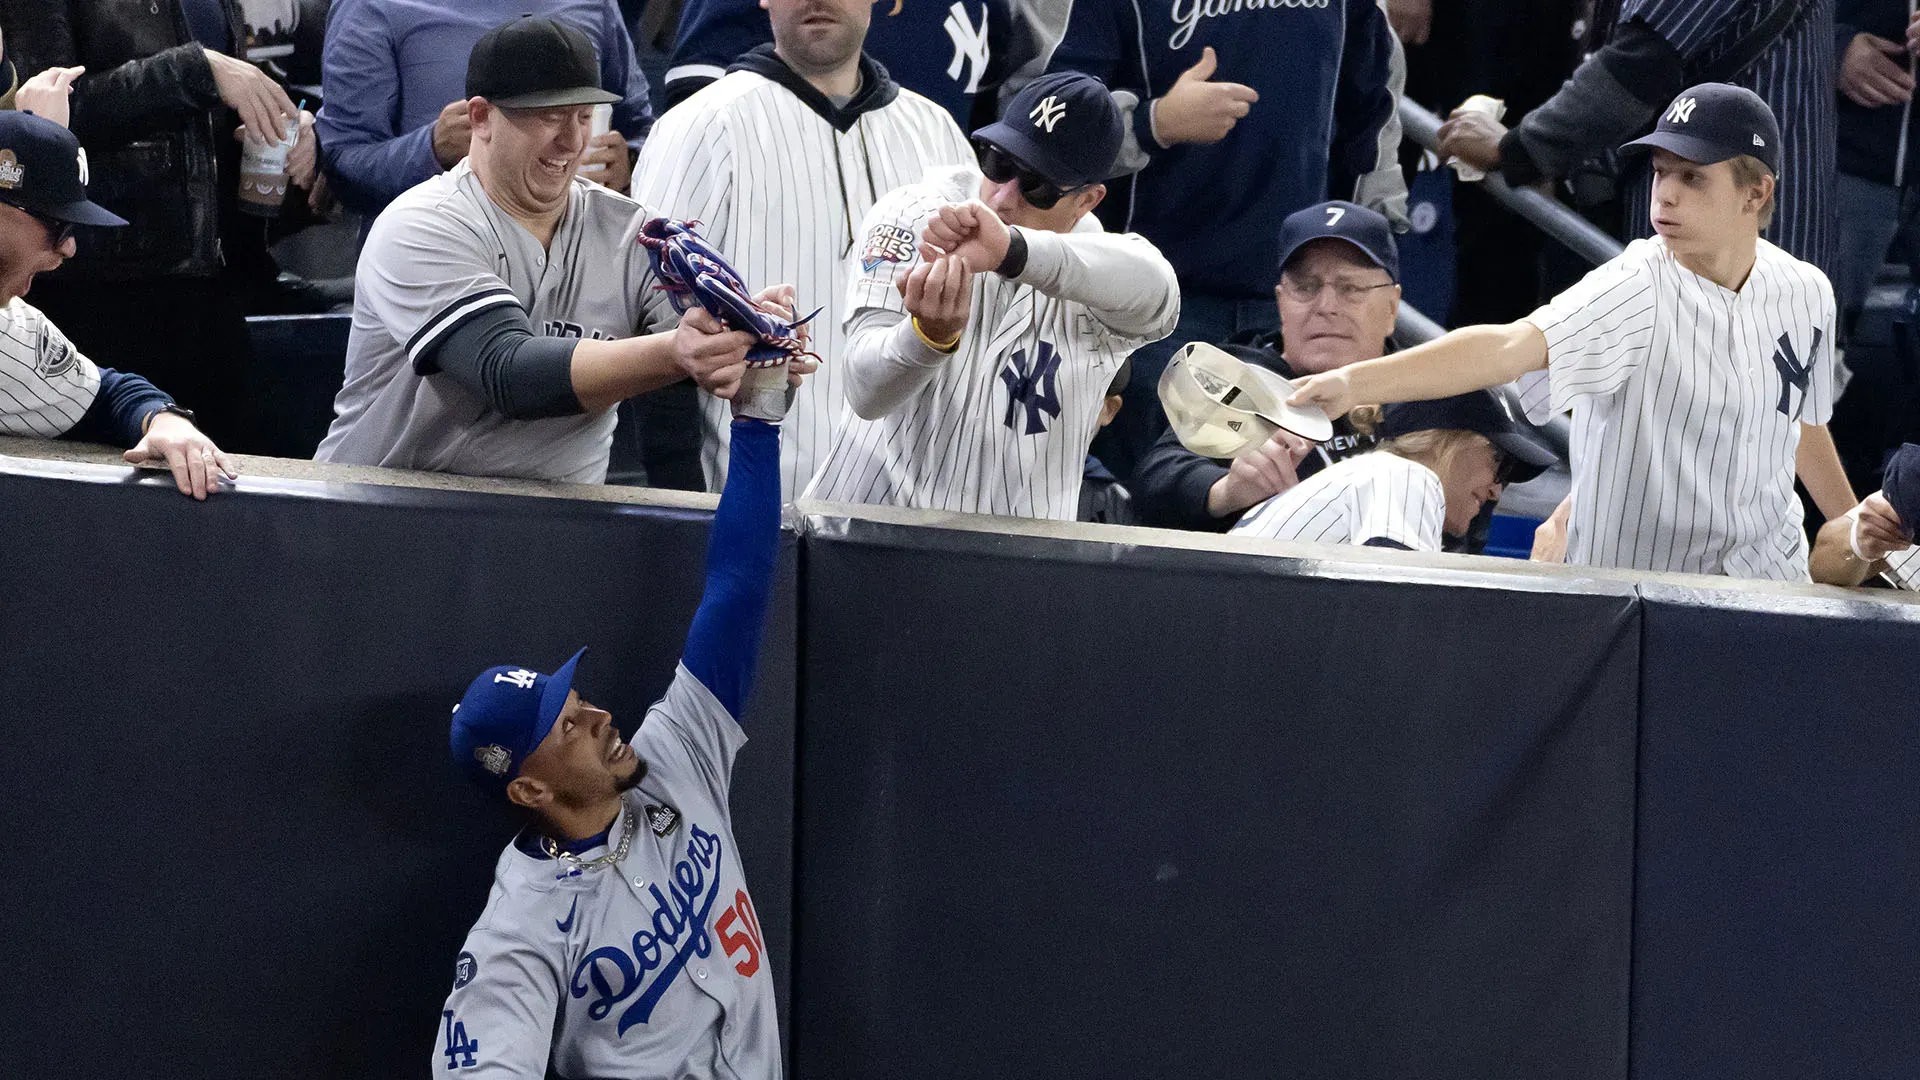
[1380,390,1559,484]
[466,16,621,109]
[0,111,126,227]
[1275,200,1398,282]
[972,72,1123,188]
[1621,82,1780,175]
[1880,442,1920,533]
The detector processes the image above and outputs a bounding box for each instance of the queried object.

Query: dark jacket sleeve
[1328,0,1400,202]
[1498,17,1686,184]
[1,2,225,150]
[1134,425,1238,532]
[63,367,173,448]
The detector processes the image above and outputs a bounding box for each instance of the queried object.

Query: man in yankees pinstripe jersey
[803,72,1180,520]
[0,110,235,499]
[1293,84,1858,581]
[631,0,974,498]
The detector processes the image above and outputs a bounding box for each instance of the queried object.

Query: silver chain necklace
[540,804,636,871]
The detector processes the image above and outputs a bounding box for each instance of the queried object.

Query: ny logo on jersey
[1772,327,1821,416]
[1029,95,1067,133]
[944,2,991,95]
[1666,97,1698,124]
[1000,341,1063,434]
[494,668,537,690]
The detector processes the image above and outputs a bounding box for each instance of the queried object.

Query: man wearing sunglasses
[805,72,1180,521]
[0,110,236,499]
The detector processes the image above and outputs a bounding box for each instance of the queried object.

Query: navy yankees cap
[1380,390,1558,484]
[466,16,620,109]
[1880,443,1920,532]
[0,111,126,227]
[1275,201,1398,282]
[450,647,586,794]
[1622,82,1780,175]
[972,72,1123,188]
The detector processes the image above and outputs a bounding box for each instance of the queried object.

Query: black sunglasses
[24,208,75,248]
[974,142,1086,211]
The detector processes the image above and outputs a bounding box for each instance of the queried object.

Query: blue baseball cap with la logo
[1622,82,1780,175]
[449,647,586,793]
[972,71,1123,188]
[0,110,126,226]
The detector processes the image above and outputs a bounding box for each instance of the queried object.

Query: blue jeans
[1093,291,1279,485]
[1835,173,1920,338]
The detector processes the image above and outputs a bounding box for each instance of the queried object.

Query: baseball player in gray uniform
[0,110,234,498]
[1291,83,1858,581]
[317,17,781,484]
[436,351,798,1078]
[803,72,1180,520]
[1232,391,1555,552]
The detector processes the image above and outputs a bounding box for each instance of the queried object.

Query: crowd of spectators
[0,0,1916,588]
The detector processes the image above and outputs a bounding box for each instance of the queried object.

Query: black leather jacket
[3,0,243,279]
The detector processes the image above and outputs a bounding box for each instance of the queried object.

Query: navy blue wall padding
[0,462,796,1079]
[792,517,1639,1080]
[1631,585,1920,1080]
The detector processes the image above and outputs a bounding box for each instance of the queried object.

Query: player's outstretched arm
[1288,321,1548,417]
[679,412,784,721]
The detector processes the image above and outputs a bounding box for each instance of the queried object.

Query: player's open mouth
[607,741,630,765]
[539,156,573,175]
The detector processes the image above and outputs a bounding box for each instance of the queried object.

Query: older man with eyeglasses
[803,71,1181,522]
[1133,200,1404,532]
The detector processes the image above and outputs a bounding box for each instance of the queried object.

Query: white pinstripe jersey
[0,298,101,439]
[1230,451,1446,552]
[1520,237,1836,581]
[630,70,972,496]
[316,164,676,484]
[803,166,1179,520]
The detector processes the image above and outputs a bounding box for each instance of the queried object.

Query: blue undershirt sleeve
[63,367,172,448]
[680,418,782,720]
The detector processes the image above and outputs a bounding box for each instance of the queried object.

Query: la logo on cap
[1030,95,1066,132]
[1666,97,1698,124]
[0,149,21,190]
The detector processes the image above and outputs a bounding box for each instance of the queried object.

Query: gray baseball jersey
[630,69,972,497]
[1230,450,1445,551]
[0,298,100,437]
[1519,236,1836,580]
[317,163,677,483]
[435,664,778,1079]
[803,166,1180,520]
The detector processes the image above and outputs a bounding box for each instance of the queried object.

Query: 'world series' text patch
[861,224,916,273]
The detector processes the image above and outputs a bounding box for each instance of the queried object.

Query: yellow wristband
[911,317,962,353]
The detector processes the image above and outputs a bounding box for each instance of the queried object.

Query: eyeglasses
[24,208,75,249]
[1493,449,1519,487]
[1277,273,1395,305]
[975,142,1086,211]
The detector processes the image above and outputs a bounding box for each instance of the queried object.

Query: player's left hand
[579,131,633,194]
[1437,108,1506,173]
[921,201,1010,274]
[15,65,85,129]
[125,410,239,501]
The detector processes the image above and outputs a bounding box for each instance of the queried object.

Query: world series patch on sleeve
[861,223,917,273]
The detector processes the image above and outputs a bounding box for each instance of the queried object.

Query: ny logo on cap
[494,668,537,690]
[1030,95,1066,133]
[1666,97,1698,124]
[474,744,513,776]
[76,148,88,186]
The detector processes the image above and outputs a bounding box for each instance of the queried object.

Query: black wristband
[995,227,1029,279]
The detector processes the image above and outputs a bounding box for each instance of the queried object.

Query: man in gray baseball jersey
[317,17,781,484]
[435,347,797,1077]
[803,72,1179,520]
